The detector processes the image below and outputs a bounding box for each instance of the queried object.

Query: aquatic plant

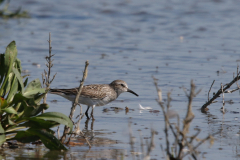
[0,41,73,150]
[0,0,29,18]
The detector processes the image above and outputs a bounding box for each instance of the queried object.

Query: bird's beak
[127,88,139,97]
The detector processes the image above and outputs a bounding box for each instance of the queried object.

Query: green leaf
[23,79,45,98]
[2,72,14,96]
[0,54,5,84]
[27,128,67,150]
[31,92,47,105]
[6,75,18,103]
[23,77,28,87]
[40,103,49,110]
[4,41,17,72]
[20,103,46,118]
[25,78,42,91]
[0,134,6,146]
[14,130,39,143]
[10,93,28,108]
[0,123,5,134]
[20,119,59,130]
[32,112,73,132]
[8,116,15,125]
[2,106,17,114]
[14,58,22,73]
[12,67,24,93]
[0,41,17,96]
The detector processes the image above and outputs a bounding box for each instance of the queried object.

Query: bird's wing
[81,84,108,100]
[49,88,77,96]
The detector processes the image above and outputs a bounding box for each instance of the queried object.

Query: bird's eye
[121,84,125,87]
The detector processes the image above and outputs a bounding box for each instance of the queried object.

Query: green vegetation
[0,0,29,18]
[0,41,73,150]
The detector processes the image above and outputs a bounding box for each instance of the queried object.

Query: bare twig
[201,70,240,110]
[129,122,155,160]
[70,61,89,119]
[152,76,162,102]
[66,105,89,146]
[60,61,89,144]
[221,83,225,113]
[153,78,215,160]
[145,129,155,160]
[182,80,195,135]
[208,80,215,101]
[153,76,172,158]
[235,65,240,89]
[129,121,135,160]
[42,33,57,108]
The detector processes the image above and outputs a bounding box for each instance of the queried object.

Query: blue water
[1,0,240,159]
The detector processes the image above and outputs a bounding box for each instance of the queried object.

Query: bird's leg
[85,106,90,119]
[90,105,95,120]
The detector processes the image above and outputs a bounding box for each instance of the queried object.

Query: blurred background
[1,0,240,159]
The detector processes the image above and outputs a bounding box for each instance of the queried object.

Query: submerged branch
[201,72,240,110]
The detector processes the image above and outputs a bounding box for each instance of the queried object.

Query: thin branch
[60,60,89,144]
[221,83,225,113]
[236,65,240,89]
[144,129,155,160]
[70,60,89,120]
[42,33,57,107]
[153,76,172,158]
[201,72,240,110]
[208,80,215,101]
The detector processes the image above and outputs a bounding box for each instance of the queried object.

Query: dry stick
[66,129,91,147]
[224,68,240,93]
[66,108,91,147]
[175,130,197,160]
[70,61,89,119]
[221,83,225,113]
[129,122,135,160]
[152,76,162,101]
[180,129,201,159]
[155,92,180,159]
[237,66,240,88]
[152,77,172,158]
[154,84,181,158]
[182,81,195,135]
[181,82,216,159]
[233,65,240,90]
[208,80,215,101]
[61,61,89,143]
[201,74,240,110]
[42,33,57,104]
[139,131,145,160]
[145,129,155,159]
[180,81,201,159]
[178,81,195,159]
[182,132,219,159]
[175,114,180,157]
[153,78,202,159]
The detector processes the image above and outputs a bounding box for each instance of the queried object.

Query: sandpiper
[49,80,138,119]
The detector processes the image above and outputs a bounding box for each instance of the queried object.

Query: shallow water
[1,0,240,159]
